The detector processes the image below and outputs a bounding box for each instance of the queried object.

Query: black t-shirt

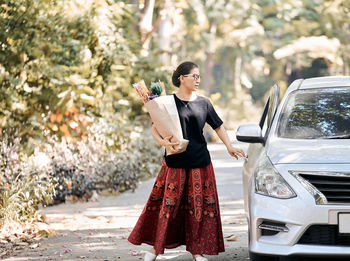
[165,94,223,169]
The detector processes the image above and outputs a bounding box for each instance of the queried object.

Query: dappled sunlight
[84,206,143,216]
[212,159,244,169]
[220,200,245,216]
[43,205,143,231]
[157,249,190,260]
[220,199,245,207]
[274,36,341,65]
[3,142,249,260]
[221,208,245,216]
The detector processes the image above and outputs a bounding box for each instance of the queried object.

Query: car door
[242,84,280,218]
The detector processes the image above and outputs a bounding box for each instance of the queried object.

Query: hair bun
[172,70,181,87]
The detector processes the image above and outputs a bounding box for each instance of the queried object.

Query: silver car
[236,76,350,261]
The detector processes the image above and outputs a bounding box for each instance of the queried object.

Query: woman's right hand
[161,135,179,154]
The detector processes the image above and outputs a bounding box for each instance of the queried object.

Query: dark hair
[172,61,199,87]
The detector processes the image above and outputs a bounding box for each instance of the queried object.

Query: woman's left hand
[227,146,246,160]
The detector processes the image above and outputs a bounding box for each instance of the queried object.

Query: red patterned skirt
[128,160,225,255]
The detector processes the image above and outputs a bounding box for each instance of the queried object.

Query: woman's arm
[151,124,165,146]
[214,125,246,159]
[151,125,180,154]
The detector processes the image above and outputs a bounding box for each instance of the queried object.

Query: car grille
[298,225,350,246]
[299,173,350,204]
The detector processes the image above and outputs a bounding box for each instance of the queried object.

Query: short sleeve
[206,98,223,130]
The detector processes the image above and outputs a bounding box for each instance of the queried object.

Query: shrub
[0,114,163,242]
[38,113,163,203]
[0,135,54,244]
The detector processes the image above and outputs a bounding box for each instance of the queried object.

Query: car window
[278,87,350,139]
[260,84,280,137]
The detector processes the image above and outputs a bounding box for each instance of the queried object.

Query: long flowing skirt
[128,160,225,255]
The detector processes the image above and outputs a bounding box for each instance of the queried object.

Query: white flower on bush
[107,138,114,146]
[69,121,79,129]
[118,99,129,106]
[31,152,51,169]
[130,131,140,140]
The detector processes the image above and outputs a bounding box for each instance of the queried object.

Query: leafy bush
[0,173,54,226]
[0,0,165,245]
[36,113,163,203]
[0,135,53,221]
[0,112,163,244]
[0,0,171,145]
[0,135,55,244]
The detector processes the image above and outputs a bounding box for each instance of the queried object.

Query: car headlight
[254,156,296,199]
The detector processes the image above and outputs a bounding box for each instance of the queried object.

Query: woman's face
[180,67,200,92]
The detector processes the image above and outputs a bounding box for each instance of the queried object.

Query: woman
[128,61,245,261]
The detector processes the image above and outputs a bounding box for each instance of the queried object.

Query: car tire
[249,251,279,261]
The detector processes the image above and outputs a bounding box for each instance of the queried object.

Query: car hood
[267,138,350,164]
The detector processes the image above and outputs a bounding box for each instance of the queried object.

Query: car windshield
[278,87,350,139]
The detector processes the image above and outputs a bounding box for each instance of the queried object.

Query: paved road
[5,143,249,261]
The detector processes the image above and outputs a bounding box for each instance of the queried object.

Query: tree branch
[141,14,162,45]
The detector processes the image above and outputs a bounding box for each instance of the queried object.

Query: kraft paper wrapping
[145,95,189,155]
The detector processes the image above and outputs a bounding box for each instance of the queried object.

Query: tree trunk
[203,52,213,95]
[139,0,155,56]
[343,51,350,75]
[129,0,138,7]
[233,56,242,94]
[203,23,216,95]
[158,0,173,64]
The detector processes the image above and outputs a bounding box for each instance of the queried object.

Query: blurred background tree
[0,0,171,146]
[1,0,348,139]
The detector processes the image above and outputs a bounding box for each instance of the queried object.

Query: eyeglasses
[182,74,201,81]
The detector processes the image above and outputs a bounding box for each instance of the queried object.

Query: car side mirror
[236,123,264,144]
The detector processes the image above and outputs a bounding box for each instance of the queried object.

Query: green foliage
[15,112,163,203]
[0,117,163,239]
[0,0,168,242]
[0,0,169,144]
[0,173,54,225]
[150,82,163,95]
[250,77,275,103]
[263,17,285,30]
[0,0,96,138]
[257,0,276,5]
[300,58,329,78]
[0,136,55,227]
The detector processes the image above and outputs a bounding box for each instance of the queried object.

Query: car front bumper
[249,164,350,256]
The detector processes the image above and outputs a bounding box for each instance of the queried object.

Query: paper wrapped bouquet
[133,80,189,155]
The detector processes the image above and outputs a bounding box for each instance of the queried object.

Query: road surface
[5,143,249,261]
